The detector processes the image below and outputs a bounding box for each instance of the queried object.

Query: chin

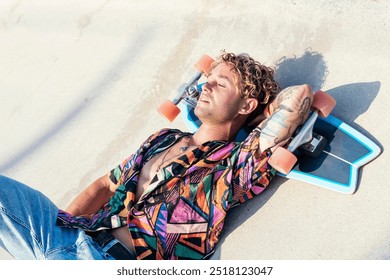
[194,106,208,122]
[193,105,201,117]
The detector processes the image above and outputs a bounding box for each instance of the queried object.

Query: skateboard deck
[277,114,381,194]
[179,102,381,194]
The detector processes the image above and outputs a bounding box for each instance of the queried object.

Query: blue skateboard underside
[180,103,381,194]
[280,114,381,194]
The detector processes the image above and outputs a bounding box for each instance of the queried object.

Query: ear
[239,98,258,116]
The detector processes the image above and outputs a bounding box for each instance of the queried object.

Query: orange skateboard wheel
[194,54,215,76]
[157,99,181,122]
[268,147,297,174]
[312,90,337,118]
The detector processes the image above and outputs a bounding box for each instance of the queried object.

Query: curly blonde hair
[213,51,280,126]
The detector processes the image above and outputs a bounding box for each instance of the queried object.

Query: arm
[65,174,118,216]
[231,84,313,206]
[258,84,313,153]
[64,129,177,217]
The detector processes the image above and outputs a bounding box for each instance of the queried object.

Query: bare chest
[136,136,195,202]
[136,153,164,201]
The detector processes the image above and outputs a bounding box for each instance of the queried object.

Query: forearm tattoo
[259,86,313,152]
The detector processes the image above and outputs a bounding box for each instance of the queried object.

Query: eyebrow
[215,74,234,85]
[217,74,230,80]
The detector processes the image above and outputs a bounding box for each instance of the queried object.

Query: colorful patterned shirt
[57,127,275,259]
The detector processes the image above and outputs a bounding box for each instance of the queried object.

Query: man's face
[194,62,244,125]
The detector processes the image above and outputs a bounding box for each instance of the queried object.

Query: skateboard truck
[176,74,204,108]
[268,90,337,174]
[157,55,215,122]
[287,110,327,157]
[299,132,327,158]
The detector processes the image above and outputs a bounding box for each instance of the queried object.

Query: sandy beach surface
[1,0,389,260]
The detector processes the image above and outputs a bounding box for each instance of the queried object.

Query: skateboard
[157,55,382,194]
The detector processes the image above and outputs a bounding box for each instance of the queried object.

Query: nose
[202,82,211,94]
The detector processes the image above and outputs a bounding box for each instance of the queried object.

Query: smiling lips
[199,94,210,103]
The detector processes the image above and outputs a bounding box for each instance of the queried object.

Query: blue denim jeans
[0,175,118,260]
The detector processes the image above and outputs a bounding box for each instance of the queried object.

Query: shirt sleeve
[105,128,179,212]
[108,128,179,186]
[231,127,276,207]
[56,128,179,231]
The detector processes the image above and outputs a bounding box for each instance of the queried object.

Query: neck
[191,122,241,145]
